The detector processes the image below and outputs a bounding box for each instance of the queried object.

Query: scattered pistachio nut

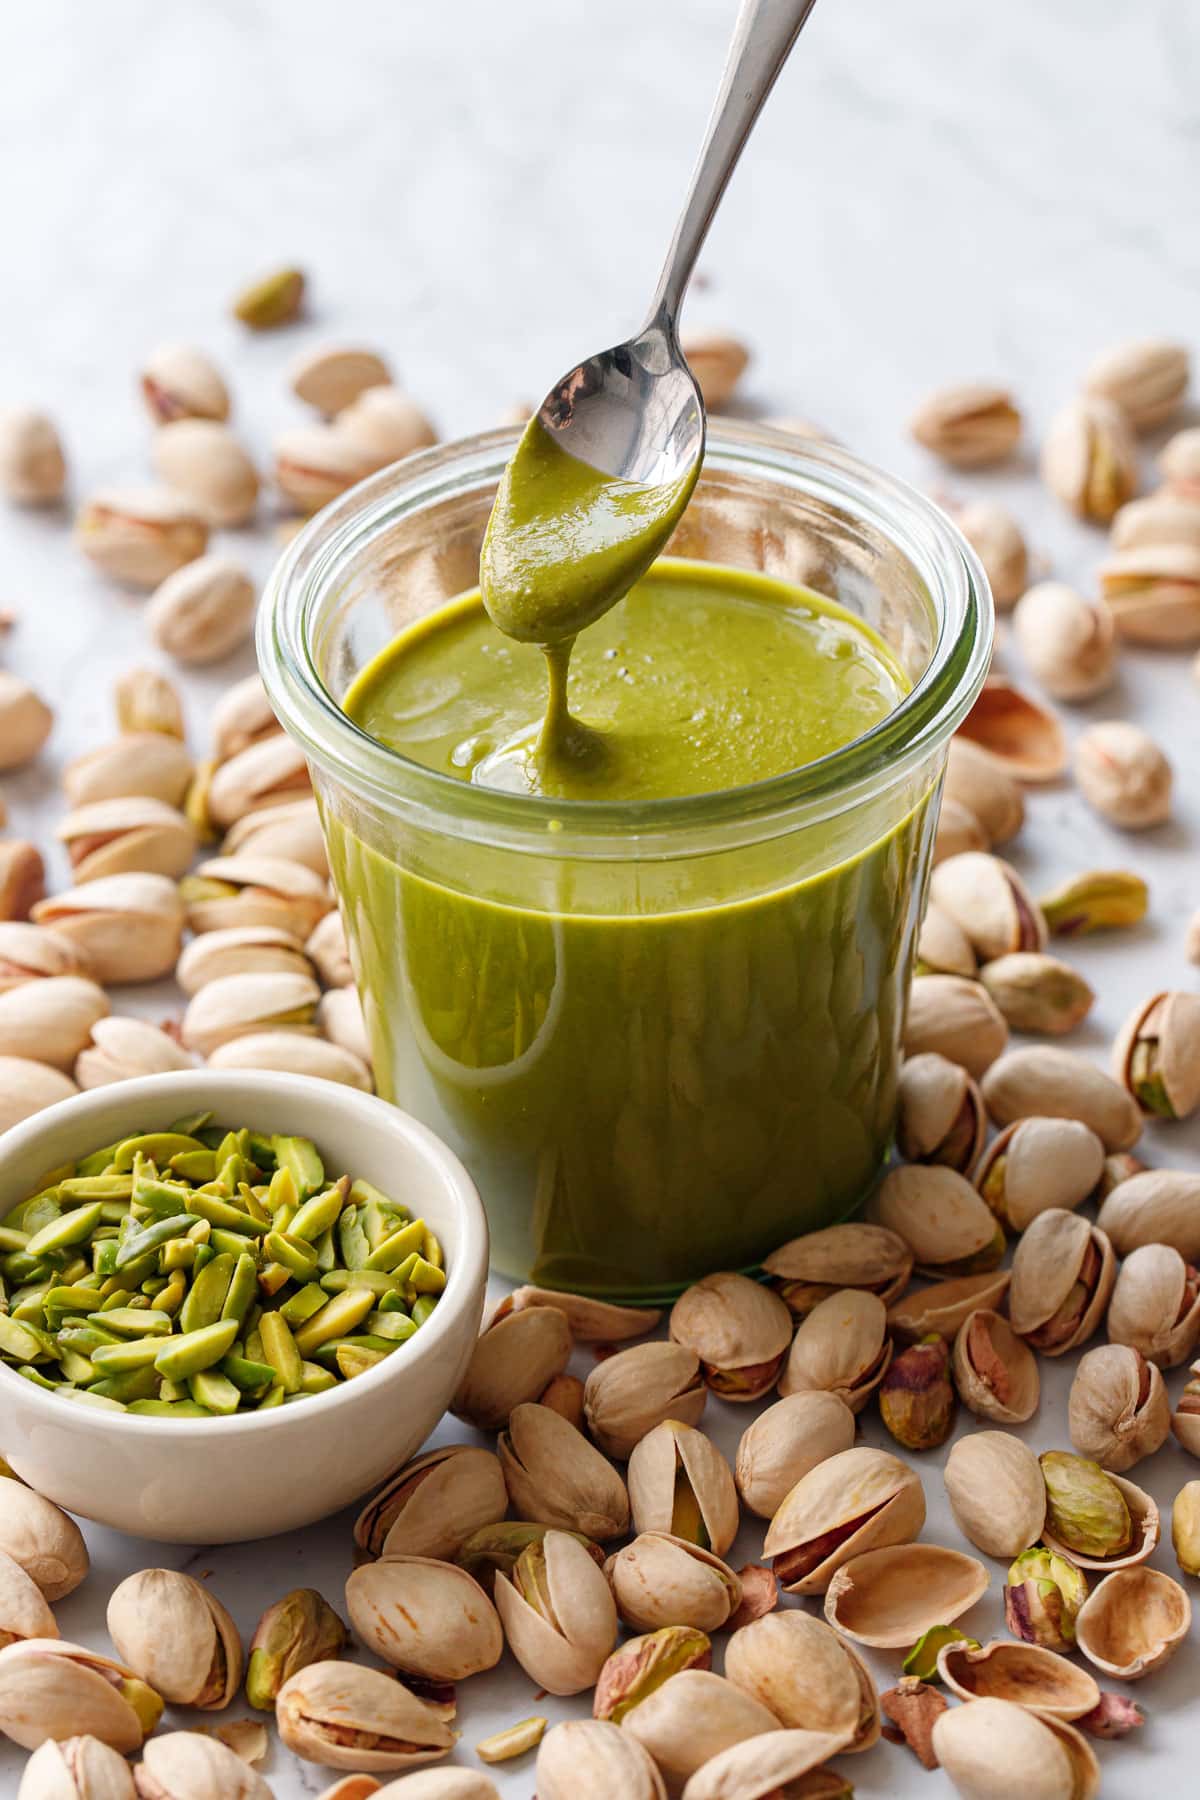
[583,1340,706,1458]
[1004,1547,1088,1652]
[456,1522,604,1593]
[34,873,186,984]
[452,1301,572,1431]
[0,677,53,772]
[1074,1564,1190,1681]
[493,1529,617,1695]
[346,1556,503,1683]
[275,1658,453,1772]
[0,1056,79,1134]
[225,798,329,877]
[176,925,315,995]
[734,1391,856,1520]
[980,1044,1142,1150]
[593,1625,712,1723]
[620,1668,781,1792]
[305,908,353,987]
[942,737,1024,846]
[535,1718,666,1800]
[1008,1208,1115,1355]
[57,796,195,884]
[910,383,1021,466]
[668,1270,792,1400]
[1067,1343,1169,1472]
[0,1638,162,1753]
[489,1284,659,1344]
[207,1030,372,1088]
[212,676,280,763]
[607,1534,741,1633]
[679,329,750,409]
[318,983,371,1067]
[825,1542,987,1649]
[895,1053,984,1173]
[233,266,305,330]
[873,1164,1004,1279]
[141,344,230,425]
[1038,868,1148,936]
[64,733,193,809]
[1096,1170,1200,1259]
[291,345,391,416]
[181,854,330,940]
[152,420,259,527]
[0,840,47,919]
[978,951,1094,1036]
[208,736,312,829]
[18,1735,138,1800]
[134,1729,272,1798]
[943,1430,1045,1558]
[627,1419,738,1555]
[1041,395,1138,522]
[1107,1242,1200,1367]
[1040,1451,1159,1569]
[1074,719,1172,828]
[763,1221,913,1317]
[956,500,1029,608]
[933,796,988,863]
[0,408,67,504]
[902,973,1009,1078]
[244,1588,348,1712]
[497,1403,630,1541]
[951,1308,1039,1426]
[1113,988,1200,1120]
[1093,1149,1145,1200]
[336,385,437,468]
[1162,424,1200,496]
[879,1334,955,1451]
[1099,541,1200,645]
[929,852,1046,963]
[0,1546,57,1648]
[932,1697,1099,1800]
[955,678,1068,782]
[725,1608,878,1749]
[1083,337,1189,431]
[0,973,109,1070]
[180,968,321,1056]
[354,1445,507,1561]
[1012,581,1116,698]
[273,424,375,513]
[678,1728,854,1800]
[75,487,208,587]
[106,1569,241,1708]
[764,1445,925,1595]
[114,667,185,740]
[147,555,257,664]
[1172,1481,1200,1577]
[916,901,977,978]
[1111,489,1200,550]
[778,1287,892,1412]
[76,1015,194,1088]
[974,1116,1105,1229]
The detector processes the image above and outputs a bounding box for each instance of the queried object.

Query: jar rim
[258,421,992,857]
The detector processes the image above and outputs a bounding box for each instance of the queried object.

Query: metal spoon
[533,0,820,493]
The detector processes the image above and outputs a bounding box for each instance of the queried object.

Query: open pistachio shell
[19,1736,138,1800]
[492,1286,660,1343]
[679,1728,853,1800]
[668,1272,792,1400]
[275,1660,454,1772]
[607,1534,741,1634]
[895,1054,986,1172]
[584,1342,706,1459]
[494,1530,617,1696]
[451,1304,572,1431]
[1112,989,1200,1120]
[0,1639,160,1753]
[933,1698,1099,1800]
[1008,1209,1115,1355]
[936,1639,1099,1720]
[956,679,1069,782]
[888,1270,1011,1343]
[974,1117,1106,1232]
[873,1164,1005,1278]
[734,1392,856,1521]
[620,1669,781,1793]
[917,901,978,978]
[764,1446,925,1595]
[345,1557,503,1682]
[954,1311,1037,1427]
[930,852,1048,961]
[1068,1344,1170,1472]
[777,1288,892,1412]
[764,1222,913,1317]
[1107,1243,1200,1368]
[981,1045,1142,1151]
[944,1431,1046,1558]
[724,1609,878,1751]
[627,1422,739,1557]
[1041,1468,1160,1572]
[498,1404,630,1542]
[1096,1170,1200,1259]
[0,1549,57,1650]
[1074,1565,1190,1679]
[822,1543,988,1648]
[354,1446,508,1561]
[536,1719,666,1800]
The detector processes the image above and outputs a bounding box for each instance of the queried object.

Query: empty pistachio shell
[354,1446,507,1561]
[452,1303,572,1431]
[1075,1565,1190,1678]
[33,873,185,985]
[0,678,53,772]
[19,1734,138,1800]
[1008,1210,1115,1355]
[974,1117,1105,1230]
[0,409,67,504]
[943,1431,1045,1558]
[1108,1242,1200,1367]
[980,1045,1142,1150]
[1012,581,1116,699]
[0,1056,79,1134]
[668,1272,792,1400]
[725,1610,877,1750]
[1074,719,1172,828]
[679,329,750,410]
[0,1548,57,1649]
[535,1719,666,1800]
[916,902,977,978]
[0,1639,161,1753]
[778,1288,892,1412]
[107,1569,241,1708]
[679,1727,853,1800]
[1096,1170,1200,1258]
[207,1031,371,1089]
[64,733,193,809]
[620,1669,781,1791]
[930,853,1047,962]
[176,925,314,995]
[336,386,437,470]
[494,1530,616,1696]
[75,487,207,587]
[942,738,1024,846]
[608,1534,741,1634]
[933,1697,1099,1800]
[147,554,257,664]
[937,1638,1099,1721]
[764,1446,925,1595]
[584,1341,706,1459]
[955,679,1068,783]
[902,974,1009,1077]
[491,1285,659,1344]
[345,1556,503,1682]
[952,1309,1039,1425]
[0,974,109,1070]
[888,1270,1011,1344]
[763,1222,913,1317]
[1067,1344,1169,1472]
[290,345,391,417]
[955,501,1029,608]
[1004,1548,1088,1653]
[910,383,1021,466]
[824,1542,987,1649]
[873,1165,1004,1279]
[57,796,195,884]
[275,1660,454,1771]
[498,1403,630,1541]
[134,1730,271,1798]
[627,1421,739,1556]
[208,737,312,830]
[1113,989,1200,1120]
[734,1392,856,1520]
[978,953,1095,1037]
[1040,1453,1159,1570]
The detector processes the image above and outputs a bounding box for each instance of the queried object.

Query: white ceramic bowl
[0,1071,488,1543]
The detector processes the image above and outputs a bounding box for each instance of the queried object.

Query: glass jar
[260,423,991,1302]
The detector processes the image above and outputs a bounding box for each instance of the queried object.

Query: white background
[1,0,1198,1794]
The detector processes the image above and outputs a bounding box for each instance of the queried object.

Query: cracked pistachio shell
[1096,1170,1200,1259]
[207,1031,371,1089]
[182,853,329,941]
[57,793,195,885]
[141,345,229,425]
[680,1727,853,1800]
[628,1421,739,1556]
[1085,338,1189,431]
[498,1403,629,1541]
[896,1053,985,1172]
[594,1626,712,1723]
[888,1269,1010,1344]
[33,874,185,985]
[1074,720,1172,829]
[944,1431,1045,1557]
[536,1719,666,1800]
[910,383,1021,466]
[133,1730,271,1799]
[335,386,437,471]
[77,1016,194,1089]
[952,1308,1039,1425]
[75,488,208,588]
[764,1446,925,1595]
[1040,1458,1159,1571]
[873,1165,1004,1278]
[956,500,1028,608]
[1075,1565,1190,1679]
[0,1548,57,1649]
[370,1778,499,1800]
[956,680,1068,783]
[106,1570,241,1708]
[0,1057,79,1135]
[778,1288,892,1412]
[0,974,109,1071]
[1068,1344,1169,1472]
[354,1446,507,1561]
[824,1543,988,1649]
[276,1659,454,1772]
[1009,1211,1115,1354]
[620,1670,781,1791]
[978,952,1095,1037]
[734,1391,856,1520]
[763,1222,913,1317]
[273,424,375,512]
[0,922,86,989]
[0,1479,88,1602]
[981,1045,1142,1150]
[1113,989,1200,1120]
[152,423,259,529]
[607,1534,741,1633]
[930,853,1048,962]
[943,738,1025,846]
[493,1530,616,1695]
[668,1272,793,1399]
[0,409,66,504]
[936,1639,1099,1721]
[64,734,193,810]
[147,553,257,661]
[933,1698,1099,1800]
[974,1117,1105,1231]
[345,1557,502,1682]
[211,677,279,763]
[917,902,977,978]
[492,1285,659,1343]
[223,798,328,877]
[902,973,1009,1078]
[208,737,312,831]
[305,909,353,988]
[1109,1243,1200,1367]
[584,1341,706,1459]
[176,925,313,996]
[725,1609,878,1750]
[290,345,391,416]
[1042,395,1138,523]
[0,1639,161,1753]
[180,969,320,1056]
[1111,491,1200,555]
[1012,582,1116,700]
[1176,1363,1200,1459]
[935,796,987,863]
[18,1734,137,1799]
[451,1304,572,1431]
[318,984,371,1066]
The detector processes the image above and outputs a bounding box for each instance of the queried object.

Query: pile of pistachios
[0,1121,444,1415]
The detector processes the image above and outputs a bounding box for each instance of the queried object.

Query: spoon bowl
[538,319,704,490]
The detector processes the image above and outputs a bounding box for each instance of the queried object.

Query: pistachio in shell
[593,1626,712,1723]
[345,1557,502,1682]
[823,1542,987,1651]
[878,1333,956,1451]
[0,1549,57,1650]
[678,1728,855,1800]
[627,1420,739,1556]
[902,973,1009,1077]
[535,1718,666,1800]
[0,1484,88,1601]
[1107,1242,1200,1368]
[619,1669,782,1793]
[133,1731,271,1798]
[943,736,1025,846]
[929,852,1047,962]
[764,1445,925,1595]
[932,1698,1099,1800]
[1173,1479,1200,1576]
[491,1285,660,1343]
[1007,1209,1115,1355]
[1113,989,1200,1120]
[583,1341,706,1459]
[1004,1547,1088,1652]
[450,1299,572,1431]
[974,1116,1105,1232]
[952,1308,1039,1425]
[455,1522,604,1593]
[935,795,988,863]
[275,1660,455,1772]
[668,1271,792,1400]
[979,951,1096,1036]
[19,1735,139,1799]
[1174,1362,1200,1460]
[916,899,977,979]
[1096,1170,1200,1259]
[1067,1344,1169,1472]
[936,1638,1099,1721]
[763,1221,913,1317]
[1039,1452,1160,1570]
[106,1569,241,1708]
[353,1446,507,1560]
[887,1269,1011,1344]
[734,1391,856,1520]
[980,1044,1143,1150]
[493,1529,617,1696]
[1074,1564,1190,1679]
[724,1608,879,1751]
[872,1164,1005,1278]
[497,1403,630,1541]
[606,1533,741,1633]
[895,1053,985,1172]
[0,1639,162,1753]
[944,1430,1045,1558]
[778,1287,892,1412]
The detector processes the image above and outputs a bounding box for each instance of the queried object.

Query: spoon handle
[647,0,820,329]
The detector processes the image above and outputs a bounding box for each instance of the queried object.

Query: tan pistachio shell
[1074,1564,1190,1679]
[1108,1243,1200,1367]
[917,900,978,978]
[764,1446,925,1595]
[679,1728,854,1800]
[724,1609,878,1751]
[175,925,313,996]
[978,952,1096,1037]
[943,737,1025,845]
[1074,719,1172,828]
[536,1718,666,1800]
[930,852,1048,961]
[498,1402,630,1541]
[668,1272,792,1399]
[952,1308,1039,1424]
[823,1543,988,1648]
[935,795,988,863]
[1113,989,1200,1119]
[974,1117,1106,1231]
[620,1669,781,1793]
[887,1269,1011,1343]
[133,1731,271,1798]
[956,499,1029,608]
[628,1422,739,1557]
[0,975,110,1071]
[777,1288,892,1411]
[106,1569,241,1707]
[224,798,329,877]
[64,733,193,809]
[0,922,86,989]
[0,1058,78,1145]
[981,1044,1142,1150]
[607,1535,741,1634]
[1096,1170,1200,1258]
[208,737,312,829]
[207,1032,371,1090]
[345,1557,502,1682]
[956,679,1068,782]
[872,1164,1004,1277]
[19,1735,138,1800]
[354,1446,508,1561]
[932,1698,1099,1800]
[76,1016,194,1088]
[1040,1470,1160,1572]
[451,1303,572,1430]
[275,1659,454,1772]
[763,1222,913,1316]
[1008,1210,1115,1355]
[734,1392,856,1520]
[370,1776,498,1800]
[944,1431,1046,1558]
[33,873,185,985]
[181,969,320,1056]
[0,1484,89,1600]
[493,1285,660,1343]
[902,973,1009,1077]
[1067,1344,1170,1472]
[583,1342,706,1459]
[183,853,329,940]
[56,796,195,884]
[0,1548,57,1648]
[493,1530,617,1696]
[0,1640,156,1754]
[896,1053,985,1171]
[936,1639,1099,1720]
[1012,582,1116,700]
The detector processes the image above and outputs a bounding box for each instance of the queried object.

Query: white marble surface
[1,0,1199,1794]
